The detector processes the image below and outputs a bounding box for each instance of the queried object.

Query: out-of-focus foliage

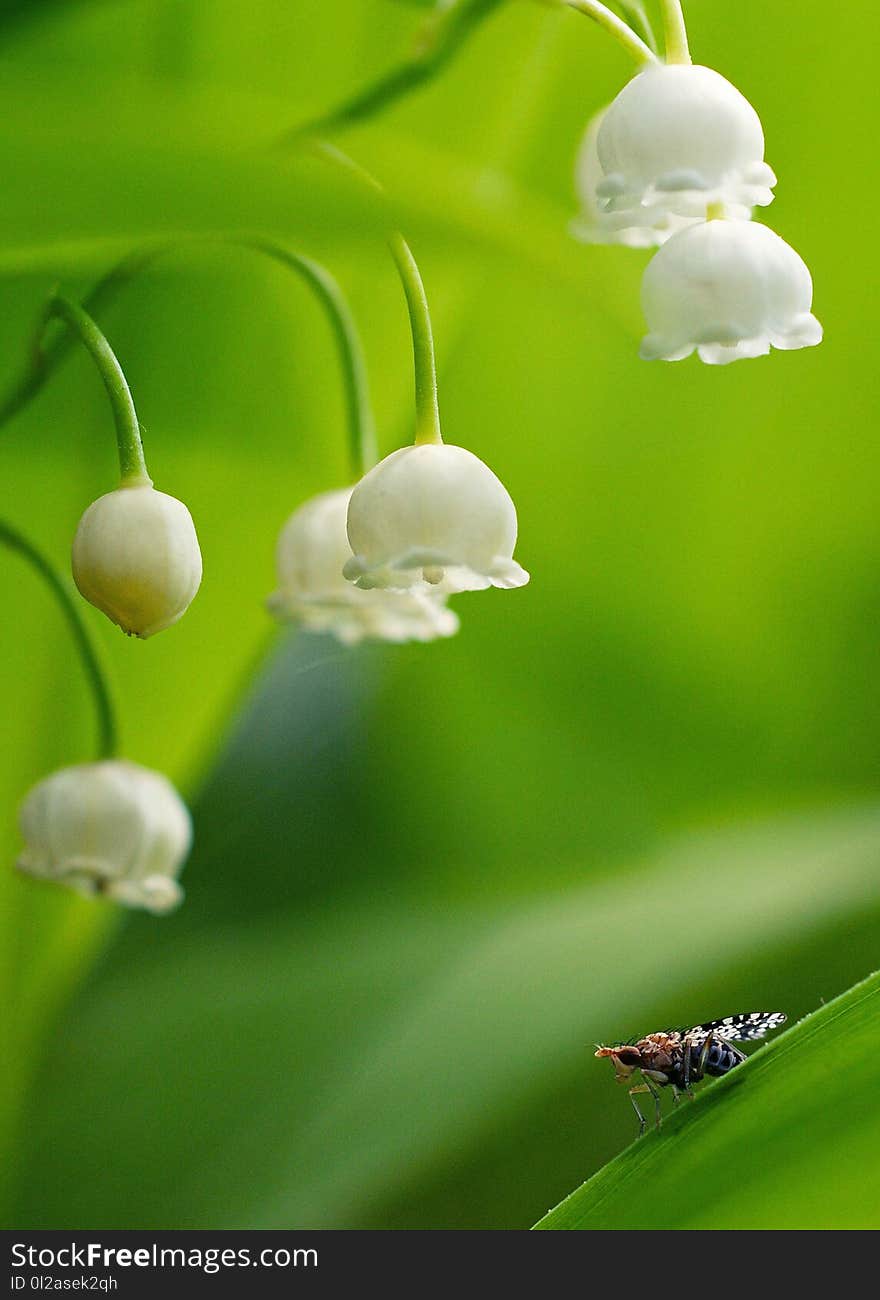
[536,971,880,1230]
[1,0,878,1229]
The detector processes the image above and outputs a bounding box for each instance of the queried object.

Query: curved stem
[0,520,118,760]
[47,294,151,487]
[387,232,442,446]
[310,143,443,447]
[558,0,659,64]
[659,0,691,63]
[0,241,376,481]
[617,2,657,55]
[233,237,377,476]
[0,247,165,434]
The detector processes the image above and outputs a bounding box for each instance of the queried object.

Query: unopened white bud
[16,760,191,914]
[344,444,529,595]
[72,484,202,637]
[267,487,459,644]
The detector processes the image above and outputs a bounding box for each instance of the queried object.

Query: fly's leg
[690,1030,714,1096]
[683,1033,712,1100]
[671,1085,680,1106]
[641,1074,663,1130]
[628,1084,649,1137]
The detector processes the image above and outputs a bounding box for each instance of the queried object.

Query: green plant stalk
[281,0,507,140]
[0,519,117,760]
[0,239,376,480]
[234,236,377,475]
[307,143,444,448]
[387,232,443,446]
[659,0,691,63]
[557,0,658,64]
[47,294,151,487]
[615,1,657,55]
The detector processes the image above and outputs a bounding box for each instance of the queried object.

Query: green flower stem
[0,242,376,481]
[659,0,691,63]
[281,0,506,141]
[387,232,443,446]
[0,519,117,760]
[47,294,151,488]
[0,248,164,435]
[557,0,659,64]
[310,144,443,448]
[617,2,658,55]
[232,236,377,475]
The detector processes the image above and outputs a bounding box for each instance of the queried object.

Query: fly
[595,1011,787,1135]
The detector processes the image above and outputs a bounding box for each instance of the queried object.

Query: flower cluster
[8,6,824,915]
[573,60,821,364]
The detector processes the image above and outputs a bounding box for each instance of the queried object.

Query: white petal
[345,444,527,597]
[595,64,773,227]
[640,220,822,365]
[17,761,191,912]
[268,486,458,644]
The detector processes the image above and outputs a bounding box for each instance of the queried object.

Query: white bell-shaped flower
[344,444,528,595]
[267,487,459,644]
[72,484,202,638]
[16,760,191,913]
[595,64,776,232]
[572,110,690,248]
[640,218,822,364]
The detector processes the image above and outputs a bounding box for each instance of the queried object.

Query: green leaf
[9,785,880,1228]
[535,970,880,1230]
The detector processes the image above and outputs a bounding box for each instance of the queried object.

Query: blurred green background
[1,0,878,1230]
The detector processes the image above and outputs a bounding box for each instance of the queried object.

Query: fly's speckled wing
[686,1011,787,1045]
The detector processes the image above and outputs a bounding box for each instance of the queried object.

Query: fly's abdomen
[691,1038,747,1078]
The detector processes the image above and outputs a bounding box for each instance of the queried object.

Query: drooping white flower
[572,110,691,248]
[640,218,822,365]
[16,760,191,913]
[267,486,459,644]
[595,64,776,233]
[344,444,528,595]
[72,484,202,638]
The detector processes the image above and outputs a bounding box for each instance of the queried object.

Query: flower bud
[343,444,528,595]
[640,219,822,364]
[267,486,459,644]
[72,484,202,637]
[595,64,776,232]
[16,760,191,913]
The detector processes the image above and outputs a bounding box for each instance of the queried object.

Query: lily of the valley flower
[573,110,691,248]
[344,444,528,595]
[72,484,202,638]
[16,760,191,913]
[595,64,776,233]
[640,218,822,364]
[267,487,459,644]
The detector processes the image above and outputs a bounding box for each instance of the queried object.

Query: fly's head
[594,1043,642,1082]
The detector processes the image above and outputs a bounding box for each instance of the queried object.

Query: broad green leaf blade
[534,971,880,1230]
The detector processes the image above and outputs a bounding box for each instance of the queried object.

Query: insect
[595,1011,787,1135]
